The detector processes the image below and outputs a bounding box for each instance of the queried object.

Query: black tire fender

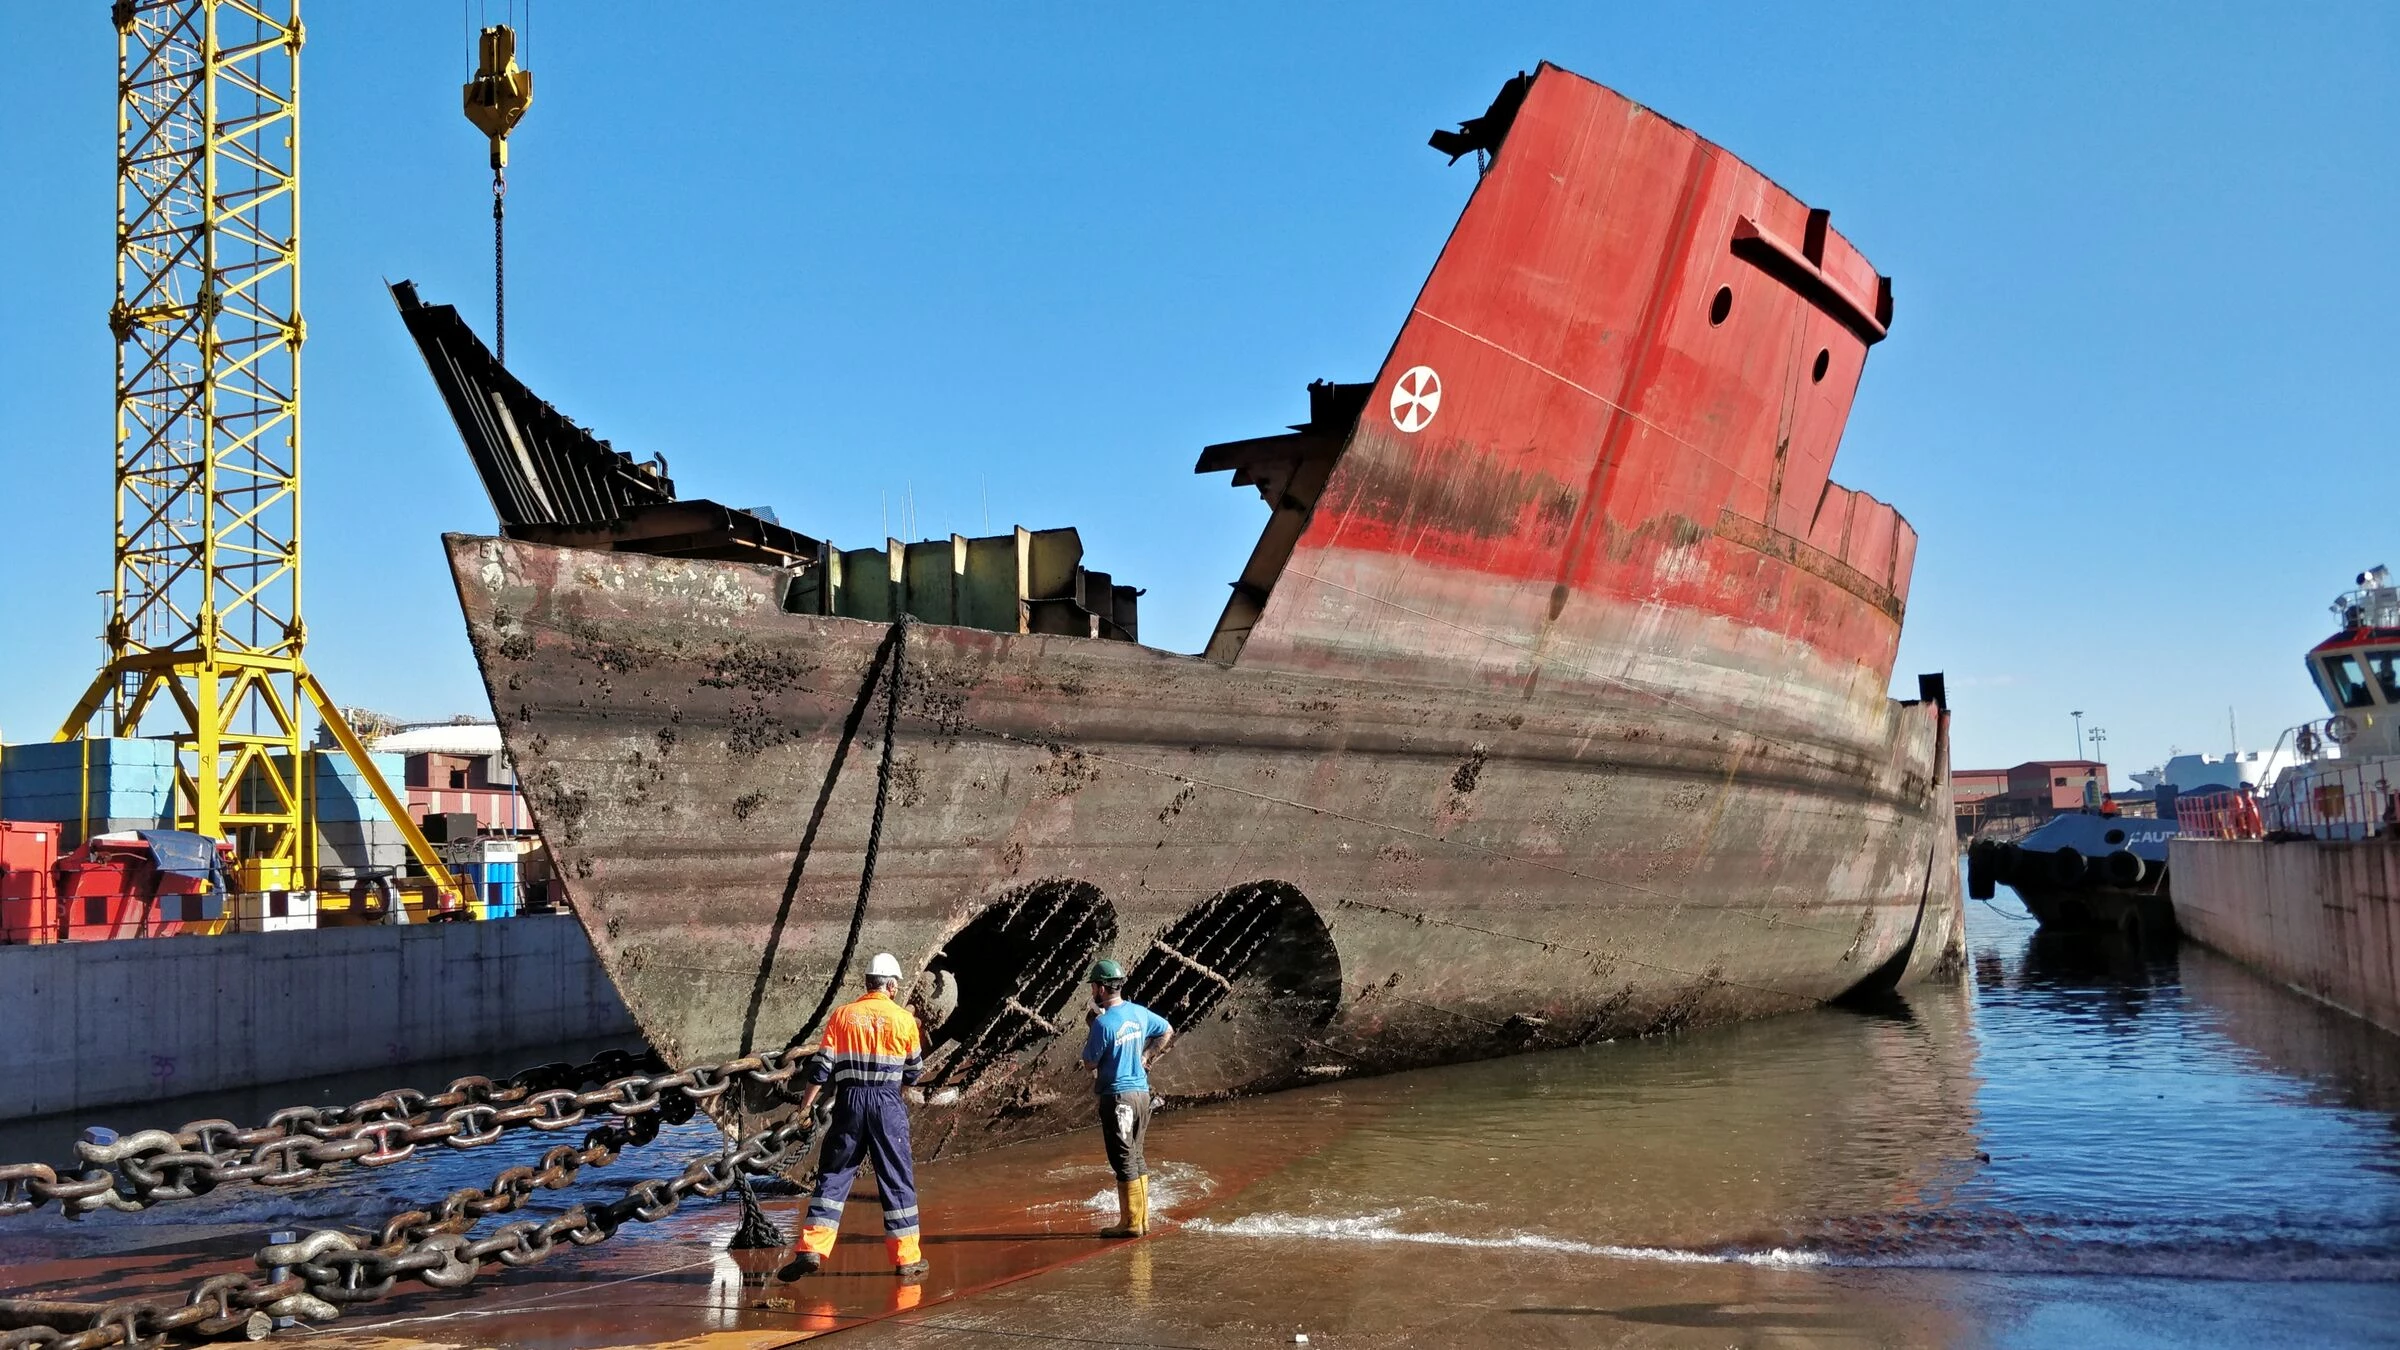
[2047,846,2087,887]
[2103,848,2146,888]
[1967,841,1996,900]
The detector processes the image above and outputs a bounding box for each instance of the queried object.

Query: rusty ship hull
[451,533,1958,1160]
[429,63,1962,1160]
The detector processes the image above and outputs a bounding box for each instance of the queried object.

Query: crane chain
[0,1044,814,1221]
[492,170,508,365]
[0,1107,820,1348]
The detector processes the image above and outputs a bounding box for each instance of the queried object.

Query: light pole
[2072,710,2085,762]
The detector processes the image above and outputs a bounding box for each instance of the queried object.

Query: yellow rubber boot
[1127,1173,1150,1236]
[1101,1181,1135,1238]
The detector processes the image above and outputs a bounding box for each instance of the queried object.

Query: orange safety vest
[806,990,924,1090]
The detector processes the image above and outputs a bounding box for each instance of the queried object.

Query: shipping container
[0,821,61,944]
[459,858,520,919]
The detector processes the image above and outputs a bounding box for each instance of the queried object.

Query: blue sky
[0,2,2392,779]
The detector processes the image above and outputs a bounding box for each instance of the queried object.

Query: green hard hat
[1089,958,1126,982]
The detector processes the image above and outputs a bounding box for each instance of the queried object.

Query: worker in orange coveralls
[2235,783,2266,839]
[777,953,929,1281]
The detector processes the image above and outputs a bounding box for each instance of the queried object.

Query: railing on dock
[2176,789,2262,840]
[2264,759,2400,841]
[2170,714,2400,842]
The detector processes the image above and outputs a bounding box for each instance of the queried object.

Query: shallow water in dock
[4,894,2397,1346]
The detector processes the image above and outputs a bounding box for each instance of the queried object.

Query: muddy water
[853,896,2400,1347]
[3,898,2398,1347]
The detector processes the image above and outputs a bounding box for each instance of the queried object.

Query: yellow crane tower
[54,0,458,907]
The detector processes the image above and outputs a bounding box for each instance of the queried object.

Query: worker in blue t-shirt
[1079,959,1174,1237]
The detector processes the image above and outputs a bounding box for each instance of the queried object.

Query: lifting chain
[492,170,507,364]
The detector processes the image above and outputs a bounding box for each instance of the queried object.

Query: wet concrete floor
[4,897,2398,1346]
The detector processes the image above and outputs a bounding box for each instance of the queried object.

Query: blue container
[460,859,519,918]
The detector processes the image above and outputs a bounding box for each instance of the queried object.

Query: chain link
[0,1042,815,1221]
[0,1048,667,1219]
[0,1069,820,1347]
[788,613,911,1051]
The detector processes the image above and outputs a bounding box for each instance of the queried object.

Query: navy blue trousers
[799,1086,920,1263]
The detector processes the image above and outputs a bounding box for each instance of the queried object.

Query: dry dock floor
[0,1087,1966,1349]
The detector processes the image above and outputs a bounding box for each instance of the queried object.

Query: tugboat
[1979,564,2400,942]
[2255,565,2400,839]
[1967,810,2177,940]
[2165,566,2400,1035]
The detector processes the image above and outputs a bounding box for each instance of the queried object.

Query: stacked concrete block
[292,751,410,874]
[317,820,410,872]
[0,739,177,847]
[308,751,407,821]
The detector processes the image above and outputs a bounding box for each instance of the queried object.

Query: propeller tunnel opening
[913,879,1116,1094]
[1124,880,1342,1095]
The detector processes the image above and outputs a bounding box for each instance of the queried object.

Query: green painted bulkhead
[781,525,1140,642]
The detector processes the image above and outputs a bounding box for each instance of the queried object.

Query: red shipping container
[0,821,62,944]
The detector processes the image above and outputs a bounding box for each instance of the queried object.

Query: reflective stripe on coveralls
[796,990,925,1266]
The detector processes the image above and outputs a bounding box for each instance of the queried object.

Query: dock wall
[2171,837,2400,1036]
[0,914,636,1122]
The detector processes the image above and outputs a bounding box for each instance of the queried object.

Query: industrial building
[1953,760,2111,836]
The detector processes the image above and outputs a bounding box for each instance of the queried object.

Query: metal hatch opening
[913,880,1117,1094]
[1124,880,1342,1095]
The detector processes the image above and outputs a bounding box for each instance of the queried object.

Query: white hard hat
[867,952,904,980]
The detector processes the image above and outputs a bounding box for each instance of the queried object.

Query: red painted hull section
[1248,66,1912,719]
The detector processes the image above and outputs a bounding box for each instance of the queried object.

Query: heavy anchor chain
[0,1056,822,1348]
[0,1045,813,1221]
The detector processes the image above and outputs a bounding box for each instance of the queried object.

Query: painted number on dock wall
[1391,365,1442,432]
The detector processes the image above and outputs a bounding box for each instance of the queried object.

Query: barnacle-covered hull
[449,533,1957,1160]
